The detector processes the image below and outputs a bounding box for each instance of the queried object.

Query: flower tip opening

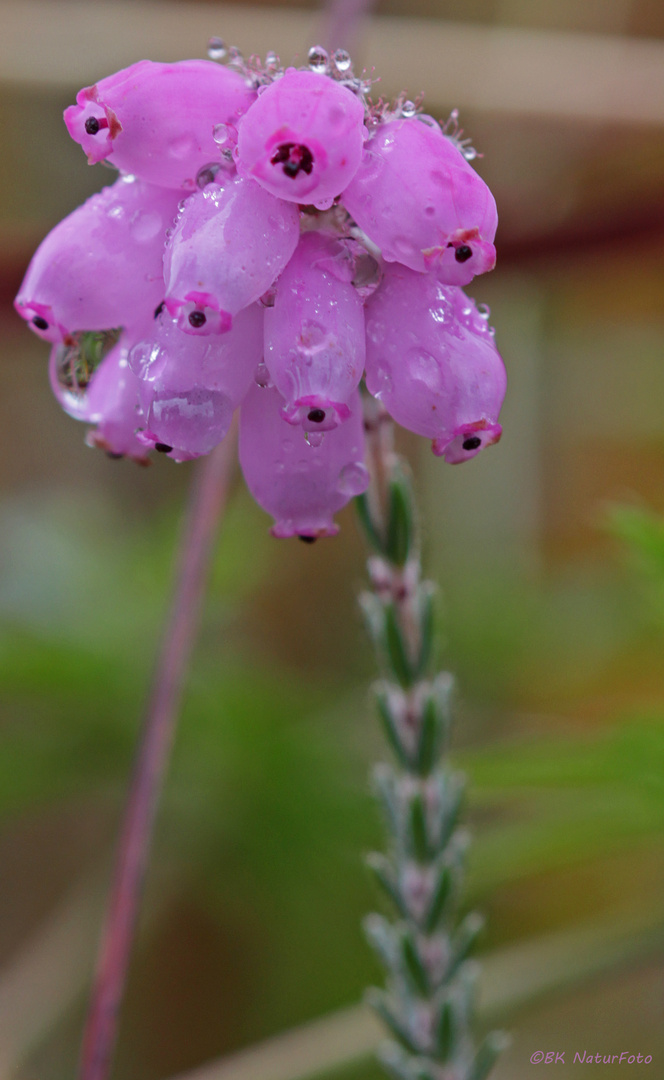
[434,421,502,463]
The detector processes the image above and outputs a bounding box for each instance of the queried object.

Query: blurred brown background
[0,2,663,1079]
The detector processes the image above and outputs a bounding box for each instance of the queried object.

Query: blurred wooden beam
[1,0,664,124]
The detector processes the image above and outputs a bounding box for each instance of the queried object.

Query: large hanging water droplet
[305,430,325,448]
[401,100,417,117]
[308,45,329,73]
[208,37,227,61]
[332,49,352,72]
[54,328,122,406]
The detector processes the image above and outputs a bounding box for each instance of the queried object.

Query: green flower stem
[357,396,507,1080]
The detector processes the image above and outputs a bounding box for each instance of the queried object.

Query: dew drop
[305,430,325,447]
[337,462,369,496]
[332,48,351,72]
[196,162,222,188]
[212,123,230,147]
[207,37,227,61]
[265,50,279,68]
[401,100,417,117]
[254,362,272,388]
[259,286,276,308]
[408,348,441,391]
[169,134,195,160]
[374,365,393,397]
[308,45,329,73]
[130,209,162,241]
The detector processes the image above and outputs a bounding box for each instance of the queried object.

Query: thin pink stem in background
[320,0,375,55]
[78,422,238,1080]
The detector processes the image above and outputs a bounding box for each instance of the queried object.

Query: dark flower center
[188,310,206,328]
[298,535,317,544]
[455,245,473,263]
[462,436,482,450]
[84,116,108,135]
[155,443,173,453]
[271,143,314,179]
[32,316,49,330]
[307,408,326,423]
[154,301,165,319]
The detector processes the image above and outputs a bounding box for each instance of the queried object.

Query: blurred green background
[0,1,663,1078]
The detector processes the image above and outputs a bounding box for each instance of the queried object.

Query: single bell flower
[64,59,255,189]
[163,176,300,334]
[239,383,369,538]
[235,68,366,210]
[15,176,181,343]
[264,231,365,432]
[130,304,263,458]
[343,116,497,286]
[365,262,506,463]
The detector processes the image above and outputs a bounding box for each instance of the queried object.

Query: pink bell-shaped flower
[264,231,365,432]
[239,383,369,538]
[130,304,263,457]
[163,176,300,334]
[64,60,255,189]
[15,176,181,343]
[365,262,506,463]
[235,69,366,210]
[343,116,497,286]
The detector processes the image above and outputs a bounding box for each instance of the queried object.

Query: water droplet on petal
[169,134,195,160]
[259,286,276,308]
[254,362,273,388]
[308,45,329,73]
[332,49,352,72]
[196,162,222,188]
[401,100,417,117]
[337,462,369,496]
[212,123,230,147]
[374,364,393,398]
[208,37,227,61]
[305,430,325,448]
[130,209,162,242]
[408,348,442,391]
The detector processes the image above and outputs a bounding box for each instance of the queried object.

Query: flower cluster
[15,44,506,540]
